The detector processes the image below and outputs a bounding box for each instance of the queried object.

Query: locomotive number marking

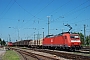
[51,39,53,42]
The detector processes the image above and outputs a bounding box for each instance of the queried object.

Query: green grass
[2,50,20,60]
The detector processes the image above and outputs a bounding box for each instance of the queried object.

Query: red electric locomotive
[7,42,13,46]
[43,32,81,51]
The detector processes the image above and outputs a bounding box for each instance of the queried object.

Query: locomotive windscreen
[70,34,80,43]
[70,35,79,39]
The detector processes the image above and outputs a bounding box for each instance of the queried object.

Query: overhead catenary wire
[62,0,90,17]
[14,0,34,17]
[8,0,55,40]
[66,4,90,18]
[0,0,15,20]
[65,8,87,24]
[38,0,71,22]
[48,0,90,34]
[30,0,54,27]
[1,0,90,41]
[48,0,72,16]
[14,0,42,29]
[34,0,72,31]
[35,0,54,16]
[42,0,90,25]
[0,0,12,17]
[52,0,90,23]
[50,5,90,31]
[14,0,55,29]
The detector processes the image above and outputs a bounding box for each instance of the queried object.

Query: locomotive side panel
[54,36,64,46]
[7,42,13,46]
[43,37,54,46]
[62,33,71,47]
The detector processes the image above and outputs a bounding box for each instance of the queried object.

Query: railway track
[16,50,37,60]
[12,48,60,60]
[81,46,90,51]
[11,47,90,60]
[76,46,90,54]
[13,49,36,60]
[31,48,90,60]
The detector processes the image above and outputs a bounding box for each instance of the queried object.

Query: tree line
[0,38,6,46]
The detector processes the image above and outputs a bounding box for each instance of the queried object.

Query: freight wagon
[29,39,43,48]
[13,40,32,47]
[13,39,43,48]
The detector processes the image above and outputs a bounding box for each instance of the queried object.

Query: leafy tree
[0,38,6,46]
[1,40,6,46]
[78,33,84,45]
[0,38,2,45]
[89,35,90,45]
[87,35,90,45]
[86,36,89,45]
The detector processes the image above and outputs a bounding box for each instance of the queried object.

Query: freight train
[12,32,81,51]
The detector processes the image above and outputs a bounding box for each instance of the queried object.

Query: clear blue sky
[0,0,90,42]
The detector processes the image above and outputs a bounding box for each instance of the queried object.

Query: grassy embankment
[2,50,20,60]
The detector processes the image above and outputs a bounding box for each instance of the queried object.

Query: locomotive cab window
[70,35,79,39]
[70,36,74,38]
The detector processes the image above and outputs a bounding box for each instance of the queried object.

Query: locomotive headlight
[71,40,80,42]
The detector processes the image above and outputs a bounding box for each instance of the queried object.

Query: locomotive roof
[57,32,70,36]
[45,32,79,38]
[45,35,54,38]
[61,32,70,34]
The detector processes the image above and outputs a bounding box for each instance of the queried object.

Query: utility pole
[62,29,63,33]
[34,32,35,40]
[42,28,44,38]
[33,33,35,46]
[42,31,44,49]
[36,32,42,40]
[8,34,11,42]
[84,24,86,45]
[17,29,19,40]
[47,16,50,35]
[9,27,20,41]
[35,32,41,45]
